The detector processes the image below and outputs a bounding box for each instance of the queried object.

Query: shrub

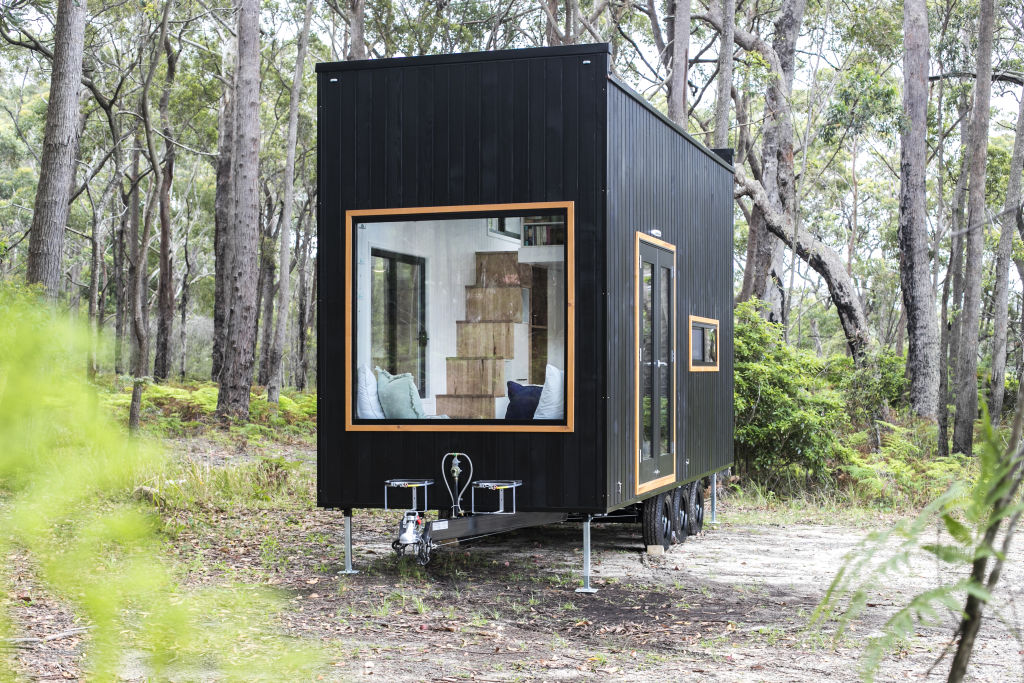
[733,299,852,486]
[0,285,326,679]
[824,350,908,428]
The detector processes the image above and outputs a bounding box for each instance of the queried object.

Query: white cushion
[533,364,564,420]
[356,365,386,419]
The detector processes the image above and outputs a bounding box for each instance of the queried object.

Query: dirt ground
[6,445,1024,681]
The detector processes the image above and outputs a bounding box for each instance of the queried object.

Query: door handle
[655,360,669,368]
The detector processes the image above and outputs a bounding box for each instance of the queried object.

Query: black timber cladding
[318,45,611,513]
[316,44,734,516]
[604,80,735,509]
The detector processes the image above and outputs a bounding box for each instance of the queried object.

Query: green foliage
[0,286,326,679]
[821,61,900,144]
[841,421,972,508]
[824,351,908,428]
[734,300,853,485]
[100,379,317,443]
[814,410,1019,680]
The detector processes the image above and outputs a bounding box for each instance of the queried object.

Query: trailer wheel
[687,482,705,536]
[642,493,672,551]
[671,485,690,544]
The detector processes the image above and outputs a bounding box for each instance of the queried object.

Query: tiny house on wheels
[316,43,734,589]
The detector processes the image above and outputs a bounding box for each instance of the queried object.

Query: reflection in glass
[371,250,426,395]
[355,211,568,421]
[691,319,719,368]
[640,263,653,462]
[659,266,672,456]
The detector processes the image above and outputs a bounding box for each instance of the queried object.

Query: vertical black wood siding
[317,46,610,513]
[604,81,735,509]
[317,46,734,515]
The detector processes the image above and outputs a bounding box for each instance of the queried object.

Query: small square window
[689,316,719,371]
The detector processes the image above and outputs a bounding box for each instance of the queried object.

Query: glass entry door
[370,249,427,395]
[636,236,676,493]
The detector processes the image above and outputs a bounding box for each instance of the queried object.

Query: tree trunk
[666,0,691,127]
[545,0,562,45]
[712,0,734,149]
[988,91,1024,421]
[943,99,972,451]
[179,230,191,380]
[87,201,102,378]
[153,34,179,382]
[733,0,806,327]
[898,0,939,420]
[26,0,86,298]
[953,0,996,454]
[130,3,172,431]
[847,137,857,275]
[256,232,276,386]
[295,203,313,391]
[217,0,262,418]
[267,0,313,404]
[736,170,872,358]
[113,204,126,375]
[126,147,143,381]
[349,0,366,59]
[212,38,236,382]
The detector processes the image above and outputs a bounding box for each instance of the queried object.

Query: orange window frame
[344,202,575,433]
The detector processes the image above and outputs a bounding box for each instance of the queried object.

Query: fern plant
[815,402,1024,681]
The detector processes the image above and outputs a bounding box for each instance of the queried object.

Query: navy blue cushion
[505,381,542,420]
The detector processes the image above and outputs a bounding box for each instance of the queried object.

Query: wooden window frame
[688,315,720,372]
[634,232,677,495]
[344,202,575,433]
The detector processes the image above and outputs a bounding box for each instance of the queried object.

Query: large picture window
[346,203,574,432]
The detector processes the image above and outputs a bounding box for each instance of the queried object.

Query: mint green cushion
[376,368,426,419]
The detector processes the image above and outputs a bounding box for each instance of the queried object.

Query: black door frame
[370,248,427,396]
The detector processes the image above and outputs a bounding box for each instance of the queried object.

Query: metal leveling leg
[711,473,718,525]
[576,516,598,594]
[340,509,359,575]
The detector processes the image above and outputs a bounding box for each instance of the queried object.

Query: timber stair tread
[444,250,525,417]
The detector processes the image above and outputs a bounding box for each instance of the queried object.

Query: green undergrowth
[155,456,316,516]
[735,299,980,516]
[730,416,979,519]
[0,284,328,679]
[98,377,317,445]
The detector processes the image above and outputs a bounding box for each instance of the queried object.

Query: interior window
[352,207,570,423]
[689,316,719,371]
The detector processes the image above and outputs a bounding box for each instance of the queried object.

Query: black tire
[671,485,690,544]
[687,482,705,536]
[642,492,672,551]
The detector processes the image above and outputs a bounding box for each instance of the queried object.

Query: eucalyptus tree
[711,0,733,148]
[953,0,996,454]
[990,92,1024,422]
[15,0,85,298]
[700,0,873,359]
[217,0,261,418]
[897,0,939,420]
[267,0,314,405]
[153,19,184,381]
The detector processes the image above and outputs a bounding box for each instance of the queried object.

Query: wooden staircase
[436,252,526,419]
